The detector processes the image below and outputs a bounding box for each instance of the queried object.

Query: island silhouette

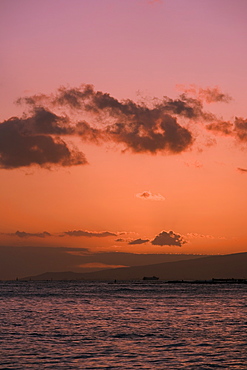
[20,252,247,281]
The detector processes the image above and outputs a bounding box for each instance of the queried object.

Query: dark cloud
[16,107,71,135]
[2,84,242,169]
[57,85,195,154]
[237,167,247,173]
[159,94,204,119]
[151,230,186,246]
[19,84,196,155]
[0,109,87,169]
[206,117,247,144]
[3,229,116,239]
[11,231,52,238]
[63,230,117,237]
[128,238,149,245]
[55,84,96,109]
[75,121,101,142]
[206,120,233,136]
[234,118,247,142]
[105,114,193,154]
[137,191,151,199]
[136,191,165,201]
[52,85,206,120]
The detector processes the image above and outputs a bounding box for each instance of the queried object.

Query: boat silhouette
[143,276,159,281]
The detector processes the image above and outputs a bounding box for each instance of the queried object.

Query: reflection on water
[0,281,246,369]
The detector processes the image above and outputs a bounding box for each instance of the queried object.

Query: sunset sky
[1,0,247,278]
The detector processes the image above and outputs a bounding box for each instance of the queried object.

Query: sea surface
[0,281,246,369]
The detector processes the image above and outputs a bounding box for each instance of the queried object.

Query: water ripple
[0,281,246,369]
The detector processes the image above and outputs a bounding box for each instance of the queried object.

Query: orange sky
[0,0,247,278]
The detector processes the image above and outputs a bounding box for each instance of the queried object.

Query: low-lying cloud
[3,227,187,248]
[128,238,149,245]
[151,230,186,246]
[136,191,165,201]
[3,229,117,239]
[63,230,117,237]
[187,232,226,240]
[10,231,51,238]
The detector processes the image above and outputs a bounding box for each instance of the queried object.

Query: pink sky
[0,0,247,277]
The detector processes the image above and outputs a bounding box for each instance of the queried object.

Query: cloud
[159,95,205,120]
[184,160,203,168]
[234,117,247,142]
[198,87,232,104]
[186,233,215,239]
[2,229,123,239]
[2,83,244,169]
[178,85,232,104]
[206,117,247,144]
[63,230,117,237]
[9,231,52,238]
[206,120,233,136]
[65,84,203,121]
[136,191,165,201]
[18,84,196,156]
[108,114,193,154]
[237,167,247,173]
[187,232,226,240]
[151,230,186,246]
[0,109,87,169]
[128,238,149,245]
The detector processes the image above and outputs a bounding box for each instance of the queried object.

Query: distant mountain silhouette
[22,252,247,281]
[21,271,83,281]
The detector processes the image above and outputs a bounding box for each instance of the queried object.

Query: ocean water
[0,281,246,369]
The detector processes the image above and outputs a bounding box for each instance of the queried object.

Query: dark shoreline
[3,278,247,284]
[166,278,247,284]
